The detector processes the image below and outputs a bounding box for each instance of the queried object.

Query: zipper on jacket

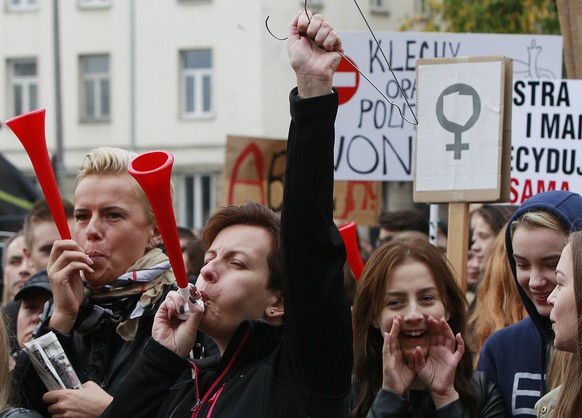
[191,329,251,418]
[189,362,201,413]
[191,400,202,413]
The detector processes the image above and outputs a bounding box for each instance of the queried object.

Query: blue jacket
[478,191,582,417]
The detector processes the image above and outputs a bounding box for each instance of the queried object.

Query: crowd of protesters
[1,10,581,418]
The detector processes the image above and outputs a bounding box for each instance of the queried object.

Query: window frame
[79,54,111,122]
[180,49,213,119]
[78,0,112,10]
[301,0,323,13]
[414,0,431,15]
[369,0,389,15]
[181,173,216,230]
[7,58,38,117]
[6,0,38,12]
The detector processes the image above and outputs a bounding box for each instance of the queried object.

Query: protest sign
[413,56,513,288]
[334,31,562,181]
[511,78,582,204]
[414,56,512,203]
[222,136,381,225]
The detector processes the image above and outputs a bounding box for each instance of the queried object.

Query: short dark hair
[203,202,282,292]
[185,238,205,277]
[23,198,74,250]
[377,210,429,234]
[177,226,195,241]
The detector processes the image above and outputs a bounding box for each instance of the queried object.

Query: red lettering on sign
[510,178,570,204]
[227,143,266,205]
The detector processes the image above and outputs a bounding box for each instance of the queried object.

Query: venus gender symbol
[435,83,481,160]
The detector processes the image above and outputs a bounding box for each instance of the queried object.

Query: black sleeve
[9,313,81,418]
[365,390,472,418]
[473,371,509,418]
[100,338,190,418]
[279,88,353,396]
[366,374,509,418]
[10,350,50,417]
[367,389,473,418]
[366,390,410,418]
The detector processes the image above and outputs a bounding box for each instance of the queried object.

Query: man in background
[2,232,32,305]
[23,199,75,273]
[376,209,430,247]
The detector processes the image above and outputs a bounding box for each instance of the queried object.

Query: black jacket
[366,371,508,417]
[0,408,43,418]
[11,257,174,417]
[101,89,353,418]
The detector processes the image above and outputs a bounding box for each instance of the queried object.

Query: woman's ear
[145,225,162,250]
[151,225,162,244]
[265,292,284,322]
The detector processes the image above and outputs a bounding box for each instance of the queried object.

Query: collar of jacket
[195,319,285,376]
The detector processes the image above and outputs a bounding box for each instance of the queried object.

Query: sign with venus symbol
[414,56,512,203]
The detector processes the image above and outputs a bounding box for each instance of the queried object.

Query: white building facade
[0,0,426,229]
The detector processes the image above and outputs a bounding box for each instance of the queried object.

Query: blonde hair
[76,147,163,225]
[509,210,566,239]
[468,227,528,366]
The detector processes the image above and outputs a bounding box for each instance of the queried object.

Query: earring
[270,310,274,314]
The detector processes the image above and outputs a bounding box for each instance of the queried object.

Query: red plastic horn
[5,109,71,240]
[338,221,364,281]
[127,151,189,291]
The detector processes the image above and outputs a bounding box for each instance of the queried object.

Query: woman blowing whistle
[101,11,353,418]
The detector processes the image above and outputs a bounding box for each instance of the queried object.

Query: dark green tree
[402,0,560,34]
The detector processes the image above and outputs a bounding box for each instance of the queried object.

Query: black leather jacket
[11,265,174,417]
[366,371,508,418]
[0,408,43,418]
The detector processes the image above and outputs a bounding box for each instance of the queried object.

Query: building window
[181,49,213,118]
[182,174,215,230]
[7,0,38,12]
[370,0,389,15]
[78,0,112,9]
[79,54,110,121]
[414,0,430,15]
[8,59,37,117]
[301,0,323,13]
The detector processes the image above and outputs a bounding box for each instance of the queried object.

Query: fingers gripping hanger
[265,0,418,126]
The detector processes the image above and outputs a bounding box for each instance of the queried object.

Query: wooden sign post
[414,56,513,291]
[557,0,582,79]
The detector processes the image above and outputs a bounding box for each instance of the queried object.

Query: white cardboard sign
[510,79,582,204]
[414,56,512,203]
[333,31,563,181]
